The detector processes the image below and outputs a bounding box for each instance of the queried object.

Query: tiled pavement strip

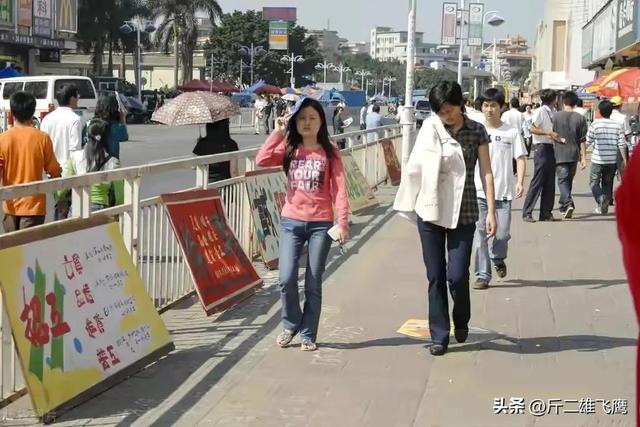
[1,169,636,427]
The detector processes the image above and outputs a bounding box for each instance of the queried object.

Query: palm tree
[150,0,223,86]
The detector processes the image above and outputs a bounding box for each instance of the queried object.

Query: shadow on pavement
[319,336,425,350]
[448,334,637,354]
[55,202,398,426]
[496,279,627,289]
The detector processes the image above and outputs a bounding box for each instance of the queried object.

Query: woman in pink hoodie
[256,98,349,352]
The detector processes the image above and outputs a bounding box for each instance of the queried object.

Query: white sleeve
[69,118,83,152]
[512,129,527,159]
[532,109,544,128]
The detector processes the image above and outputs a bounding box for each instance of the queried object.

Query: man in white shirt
[473,88,527,290]
[522,89,562,223]
[574,99,588,118]
[359,101,368,130]
[610,96,631,179]
[40,84,83,220]
[466,97,485,123]
[501,97,524,137]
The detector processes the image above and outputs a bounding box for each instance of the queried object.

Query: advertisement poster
[245,168,287,269]
[33,0,51,37]
[381,139,401,186]
[341,152,378,214]
[0,0,15,28]
[269,21,289,51]
[441,3,457,46]
[0,217,174,417]
[18,0,32,27]
[55,0,76,32]
[161,189,263,316]
[262,7,296,21]
[467,3,484,46]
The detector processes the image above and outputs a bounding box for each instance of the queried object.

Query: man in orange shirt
[0,91,62,232]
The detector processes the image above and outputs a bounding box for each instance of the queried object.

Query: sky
[214,0,545,47]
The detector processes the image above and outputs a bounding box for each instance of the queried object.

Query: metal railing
[0,124,404,406]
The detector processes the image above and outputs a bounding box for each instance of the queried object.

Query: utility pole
[401,0,417,168]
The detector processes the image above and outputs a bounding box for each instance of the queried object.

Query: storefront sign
[18,0,32,27]
[616,0,638,51]
[269,21,288,51]
[161,189,263,316]
[341,152,378,214]
[244,168,287,270]
[262,7,296,22]
[441,3,457,46]
[0,30,64,48]
[582,21,594,68]
[467,3,484,47]
[33,0,52,37]
[56,0,76,33]
[0,0,15,28]
[592,0,618,62]
[0,217,174,418]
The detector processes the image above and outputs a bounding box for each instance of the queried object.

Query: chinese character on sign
[63,255,75,280]
[508,397,526,414]
[107,345,120,365]
[611,399,628,415]
[493,397,509,414]
[72,253,84,275]
[20,294,50,347]
[46,292,70,338]
[94,314,105,333]
[189,215,201,232]
[546,398,563,415]
[96,348,110,370]
[75,289,85,307]
[601,399,613,415]
[83,283,94,303]
[85,319,97,338]
[37,0,47,16]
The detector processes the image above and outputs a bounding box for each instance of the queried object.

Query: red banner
[382,139,401,186]
[161,189,262,316]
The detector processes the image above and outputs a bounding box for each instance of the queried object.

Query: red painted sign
[262,7,297,22]
[161,189,262,316]
[382,139,402,186]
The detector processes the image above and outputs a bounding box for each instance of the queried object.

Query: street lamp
[239,43,267,86]
[354,69,371,92]
[281,53,305,87]
[120,17,156,102]
[483,10,506,85]
[315,60,335,85]
[331,63,351,84]
[383,76,397,98]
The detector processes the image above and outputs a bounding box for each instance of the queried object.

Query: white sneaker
[594,206,602,214]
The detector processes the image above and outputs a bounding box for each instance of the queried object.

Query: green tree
[414,68,457,92]
[151,0,224,86]
[203,10,322,87]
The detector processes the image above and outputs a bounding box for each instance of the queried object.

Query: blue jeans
[278,218,333,342]
[474,198,512,283]
[417,219,476,346]
[556,162,578,211]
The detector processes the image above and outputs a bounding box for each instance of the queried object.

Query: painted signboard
[18,0,32,27]
[467,3,484,47]
[616,0,638,51]
[33,0,52,37]
[381,139,401,186]
[341,152,378,214]
[592,0,618,62]
[262,7,296,22]
[0,0,15,28]
[245,168,288,269]
[161,189,263,316]
[0,216,174,418]
[269,21,289,51]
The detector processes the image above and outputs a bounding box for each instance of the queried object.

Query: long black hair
[95,92,120,123]
[284,98,335,174]
[85,118,111,172]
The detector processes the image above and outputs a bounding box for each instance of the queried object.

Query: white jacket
[393,115,467,229]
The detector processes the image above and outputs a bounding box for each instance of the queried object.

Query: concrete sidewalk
[2,169,636,426]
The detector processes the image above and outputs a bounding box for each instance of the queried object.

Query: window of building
[420,60,425,65]
[24,81,48,99]
[2,82,23,100]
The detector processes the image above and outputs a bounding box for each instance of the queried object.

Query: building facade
[370,26,425,62]
[307,29,342,62]
[343,41,368,56]
[0,0,78,75]
[532,0,595,91]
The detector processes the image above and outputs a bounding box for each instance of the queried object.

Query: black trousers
[523,144,556,219]
[417,219,476,346]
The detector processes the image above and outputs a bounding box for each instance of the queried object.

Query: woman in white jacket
[394,81,497,356]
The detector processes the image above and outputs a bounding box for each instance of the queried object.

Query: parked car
[414,99,432,127]
[0,75,98,128]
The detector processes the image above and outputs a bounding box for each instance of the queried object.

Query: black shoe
[494,262,507,278]
[473,278,489,290]
[454,329,469,343]
[430,344,447,356]
[600,196,610,215]
[523,215,536,223]
[563,206,575,219]
[539,215,556,222]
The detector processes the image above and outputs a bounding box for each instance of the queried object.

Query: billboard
[592,0,617,61]
[18,0,32,27]
[262,7,296,22]
[616,0,638,51]
[33,0,52,37]
[56,0,77,33]
[0,0,15,28]
[269,21,289,50]
[467,3,484,47]
[441,2,457,46]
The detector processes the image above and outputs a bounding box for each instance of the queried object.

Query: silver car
[414,99,431,127]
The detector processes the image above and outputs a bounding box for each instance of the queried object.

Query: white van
[0,75,98,128]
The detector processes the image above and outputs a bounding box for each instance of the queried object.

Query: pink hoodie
[256,131,349,230]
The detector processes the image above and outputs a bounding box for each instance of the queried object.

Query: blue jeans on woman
[278,218,333,342]
[417,218,476,347]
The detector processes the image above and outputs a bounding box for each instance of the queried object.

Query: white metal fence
[0,124,404,406]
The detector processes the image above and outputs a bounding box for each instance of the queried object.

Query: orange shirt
[0,126,62,216]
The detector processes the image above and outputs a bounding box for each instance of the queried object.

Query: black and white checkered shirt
[444,116,490,226]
